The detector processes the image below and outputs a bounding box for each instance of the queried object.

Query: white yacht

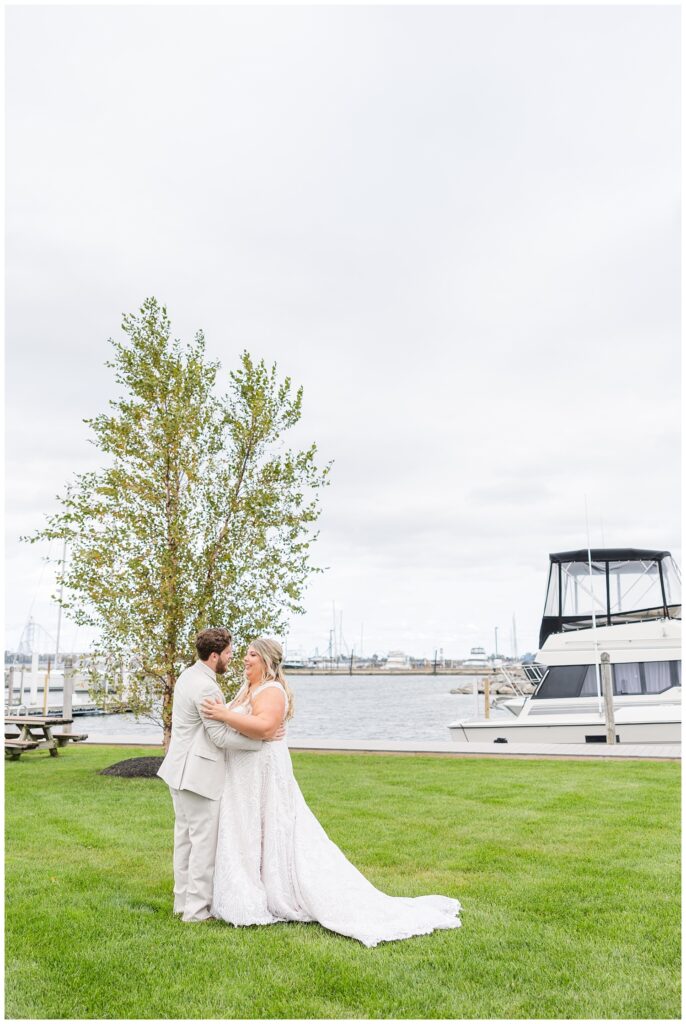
[463,646,489,668]
[386,650,411,669]
[449,548,681,745]
[283,648,310,669]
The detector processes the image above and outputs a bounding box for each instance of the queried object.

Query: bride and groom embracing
[158,627,461,947]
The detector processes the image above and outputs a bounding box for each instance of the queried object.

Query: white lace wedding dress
[211,681,461,947]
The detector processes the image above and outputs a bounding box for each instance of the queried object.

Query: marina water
[72,673,510,744]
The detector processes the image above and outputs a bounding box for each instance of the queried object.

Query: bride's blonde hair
[245,637,294,721]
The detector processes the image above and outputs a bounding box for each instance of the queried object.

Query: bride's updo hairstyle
[249,637,295,721]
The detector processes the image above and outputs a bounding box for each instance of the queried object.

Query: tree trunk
[162,678,174,752]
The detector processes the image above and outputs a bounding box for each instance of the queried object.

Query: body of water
[74,673,511,743]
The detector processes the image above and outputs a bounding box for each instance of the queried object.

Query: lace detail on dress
[211,683,461,946]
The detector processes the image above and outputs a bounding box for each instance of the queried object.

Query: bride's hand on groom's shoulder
[201,695,228,721]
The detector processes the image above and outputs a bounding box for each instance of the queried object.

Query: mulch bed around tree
[99,756,165,778]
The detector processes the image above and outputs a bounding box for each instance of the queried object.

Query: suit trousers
[169,786,221,922]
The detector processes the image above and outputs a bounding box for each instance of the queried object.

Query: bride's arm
[193,684,262,751]
[201,688,286,740]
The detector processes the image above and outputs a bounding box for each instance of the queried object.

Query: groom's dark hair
[196,627,233,661]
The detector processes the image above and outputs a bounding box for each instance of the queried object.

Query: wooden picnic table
[5,716,88,760]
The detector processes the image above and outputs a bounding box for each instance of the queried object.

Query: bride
[201,637,461,947]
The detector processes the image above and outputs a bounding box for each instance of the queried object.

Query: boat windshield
[539,549,681,646]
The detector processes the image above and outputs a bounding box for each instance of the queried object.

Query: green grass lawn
[5,745,680,1019]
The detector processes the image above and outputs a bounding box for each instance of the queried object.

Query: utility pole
[512,614,518,660]
[494,626,499,658]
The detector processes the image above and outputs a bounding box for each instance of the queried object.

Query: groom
[158,627,277,922]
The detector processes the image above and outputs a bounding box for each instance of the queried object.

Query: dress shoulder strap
[251,681,288,712]
[251,681,286,699]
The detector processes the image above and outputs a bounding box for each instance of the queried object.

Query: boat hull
[449,715,681,745]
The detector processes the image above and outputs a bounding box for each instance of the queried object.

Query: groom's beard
[215,656,230,675]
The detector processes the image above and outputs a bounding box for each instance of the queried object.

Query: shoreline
[284,666,517,676]
[80,737,680,761]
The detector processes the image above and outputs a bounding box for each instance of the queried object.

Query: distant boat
[386,650,411,669]
[463,646,488,668]
[282,647,311,669]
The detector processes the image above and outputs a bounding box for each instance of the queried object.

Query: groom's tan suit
[157,660,261,921]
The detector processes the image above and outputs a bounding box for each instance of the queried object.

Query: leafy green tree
[26,298,329,747]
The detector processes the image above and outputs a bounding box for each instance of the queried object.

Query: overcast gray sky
[6,5,680,660]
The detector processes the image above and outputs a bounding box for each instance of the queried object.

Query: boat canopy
[539,548,681,648]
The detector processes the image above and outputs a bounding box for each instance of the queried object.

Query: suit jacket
[157,660,261,800]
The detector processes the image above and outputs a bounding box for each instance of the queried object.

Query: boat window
[662,556,682,605]
[643,661,678,694]
[580,665,601,696]
[612,660,678,695]
[607,560,664,616]
[532,665,587,699]
[613,662,642,695]
[558,562,607,617]
[543,564,560,616]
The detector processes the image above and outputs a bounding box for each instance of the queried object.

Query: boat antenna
[584,496,603,715]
